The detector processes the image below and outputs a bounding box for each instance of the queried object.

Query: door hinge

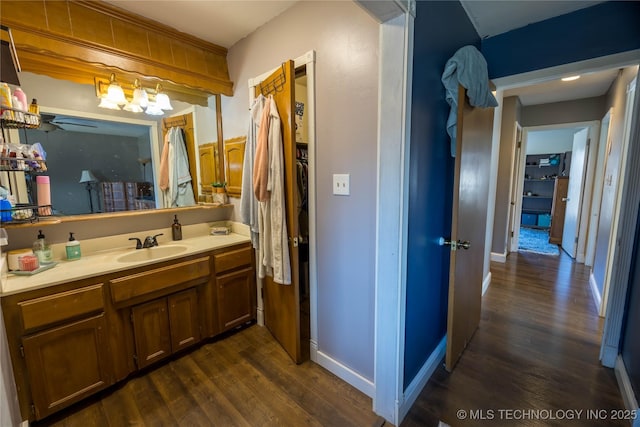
[19,345,24,358]
[575,237,579,243]
[518,140,522,149]
[511,231,514,237]
[260,287,264,299]
[293,236,299,247]
[30,404,36,415]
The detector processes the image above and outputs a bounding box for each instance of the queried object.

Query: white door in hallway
[562,127,589,258]
[445,86,495,371]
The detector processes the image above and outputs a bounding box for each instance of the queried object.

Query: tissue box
[210,226,230,235]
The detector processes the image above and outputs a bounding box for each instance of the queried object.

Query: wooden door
[168,289,200,352]
[131,298,171,369]
[562,128,589,257]
[549,177,569,244]
[22,314,110,420]
[255,61,304,363]
[162,113,198,199]
[446,86,495,371]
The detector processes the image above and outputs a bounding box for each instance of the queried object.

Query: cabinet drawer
[110,256,210,304]
[19,284,104,332]
[214,245,252,274]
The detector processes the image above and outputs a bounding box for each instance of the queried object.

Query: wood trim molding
[1,1,233,98]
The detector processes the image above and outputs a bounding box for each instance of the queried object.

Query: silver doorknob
[458,240,471,250]
[438,238,471,251]
[562,197,570,202]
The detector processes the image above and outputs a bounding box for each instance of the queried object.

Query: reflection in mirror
[24,110,160,215]
[14,72,223,218]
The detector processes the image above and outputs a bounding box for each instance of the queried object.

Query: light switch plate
[333,174,350,196]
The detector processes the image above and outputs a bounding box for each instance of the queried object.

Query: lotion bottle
[33,230,53,265]
[65,232,81,260]
[172,215,182,241]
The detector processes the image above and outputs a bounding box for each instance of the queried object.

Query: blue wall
[622,202,640,397]
[404,0,479,388]
[482,1,640,79]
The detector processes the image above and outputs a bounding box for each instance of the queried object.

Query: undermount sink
[116,245,188,263]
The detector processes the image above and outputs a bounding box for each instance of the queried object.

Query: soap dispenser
[33,230,53,265]
[172,215,182,241]
[66,232,81,260]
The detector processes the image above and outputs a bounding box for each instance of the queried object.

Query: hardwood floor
[403,251,627,427]
[34,324,381,427]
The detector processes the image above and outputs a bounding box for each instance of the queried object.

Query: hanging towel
[158,131,170,191]
[253,97,271,201]
[241,95,267,249]
[257,95,291,285]
[164,127,195,207]
[441,45,498,156]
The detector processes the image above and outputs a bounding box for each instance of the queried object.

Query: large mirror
[13,72,223,217]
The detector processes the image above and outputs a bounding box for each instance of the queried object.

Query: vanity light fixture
[105,73,127,105]
[561,75,581,82]
[154,84,173,111]
[95,75,174,115]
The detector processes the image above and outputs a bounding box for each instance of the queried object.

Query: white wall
[221,1,379,381]
[526,128,579,154]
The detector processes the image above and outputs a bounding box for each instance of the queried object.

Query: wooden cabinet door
[199,143,217,194]
[224,136,246,198]
[131,299,171,369]
[168,289,200,352]
[217,267,255,332]
[22,314,110,420]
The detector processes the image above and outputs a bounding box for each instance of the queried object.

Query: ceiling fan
[39,114,99,132]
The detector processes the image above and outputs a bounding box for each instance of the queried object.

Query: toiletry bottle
[66,232,81,260]
[29,98,39,115]
[172,214,182,241]
[33,230,53,265]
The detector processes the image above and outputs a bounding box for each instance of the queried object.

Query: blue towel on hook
[442,45,498,157]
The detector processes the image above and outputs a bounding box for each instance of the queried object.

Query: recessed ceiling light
[561,75,581,82]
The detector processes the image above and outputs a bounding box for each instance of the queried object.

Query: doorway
[493,59,640,371]
[247,51,316,363]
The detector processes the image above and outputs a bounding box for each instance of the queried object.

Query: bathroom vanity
[1,233,255,421]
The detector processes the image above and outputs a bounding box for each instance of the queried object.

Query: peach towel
[158,131,170,191]
[253,98,271,201]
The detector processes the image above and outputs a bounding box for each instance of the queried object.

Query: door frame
[511,121,599,256]
[246,50,317,346]
[507,122,523,253]
[493,53,640,370]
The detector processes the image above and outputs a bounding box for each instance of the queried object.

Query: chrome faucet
[143,233,163,248]
[128,233,163,249]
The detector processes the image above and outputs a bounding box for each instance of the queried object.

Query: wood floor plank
[147,360,212,425]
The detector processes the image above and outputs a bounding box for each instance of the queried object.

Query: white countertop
[1,224,250,296]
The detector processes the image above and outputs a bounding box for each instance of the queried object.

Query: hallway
[403,251,627,426]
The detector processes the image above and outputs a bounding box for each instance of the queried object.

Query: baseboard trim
[256,308,264,326]
[615,355,640,419]
[311,343,375,398]
[490,251,506,263]
[398,335,446,422]
[482,272,492,296]
[589,272,602,313]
